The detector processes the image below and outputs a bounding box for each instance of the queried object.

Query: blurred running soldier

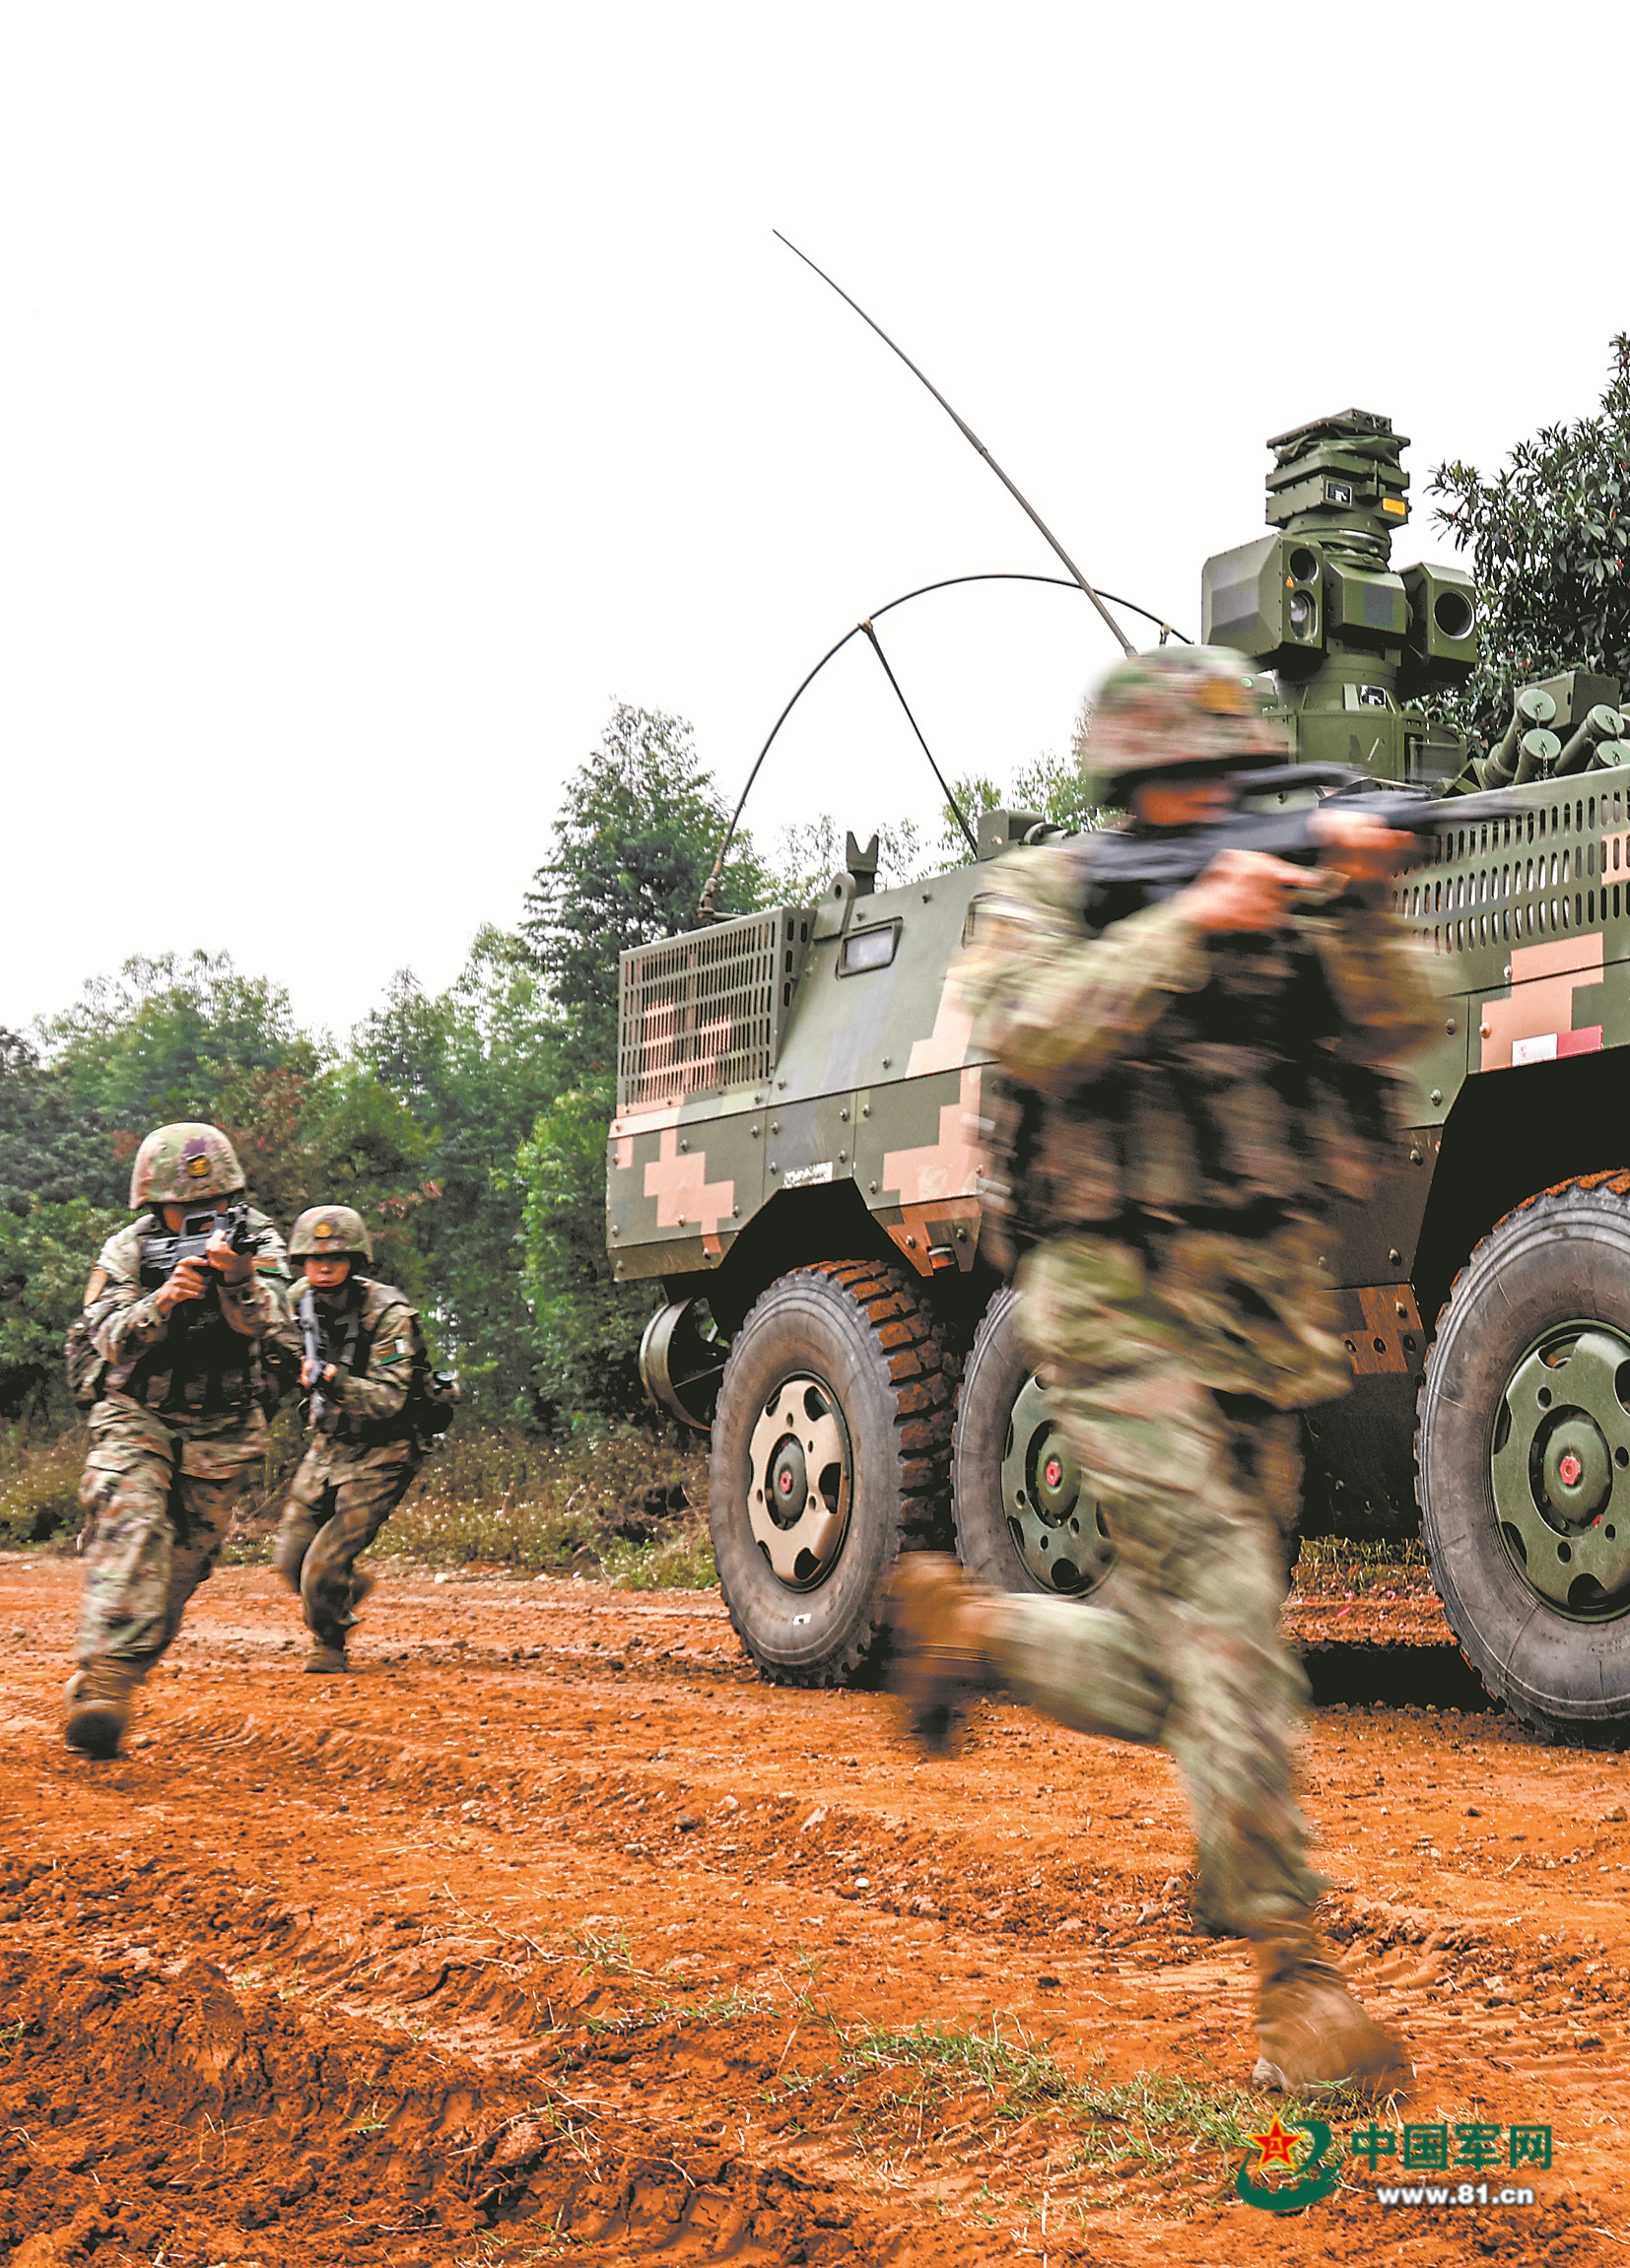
[889,645,1437,2099]
[68,1123,291,1758]
[274,1207,430,1673]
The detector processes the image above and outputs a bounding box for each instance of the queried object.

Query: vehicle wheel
[709,1259,954,1685]
[1418,1173,1630,1744]
[951,1286,1114,1598]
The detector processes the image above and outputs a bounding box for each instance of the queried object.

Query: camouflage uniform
[77,1211,290,1672]
[955,656,1438,1935]
[274,1275,427,1651]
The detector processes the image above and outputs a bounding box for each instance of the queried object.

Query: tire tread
[716,1258,954,1688]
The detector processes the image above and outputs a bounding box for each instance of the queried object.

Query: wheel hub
[747,1375,851,1590]
[999,1372,1113,1597]
[1491,1326,1630,1619]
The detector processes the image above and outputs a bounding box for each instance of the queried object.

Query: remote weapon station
[608,275,1630,1746]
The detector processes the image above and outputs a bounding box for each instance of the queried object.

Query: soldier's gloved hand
[204,1229,252,1286]
[1181,847,1328,934]
[154,1257,210,1313]
[1308,806,1414,884]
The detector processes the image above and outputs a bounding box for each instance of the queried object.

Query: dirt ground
[2,1554,1627,2267]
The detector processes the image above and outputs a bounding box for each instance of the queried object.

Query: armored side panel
[609,866,991,1295]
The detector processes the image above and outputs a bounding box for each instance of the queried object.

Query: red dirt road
[2,1555,1627,2265]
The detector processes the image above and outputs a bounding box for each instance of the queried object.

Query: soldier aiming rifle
[66,1123,291,1759]
[273,1206,456,1673]
[887,644,1438,2100]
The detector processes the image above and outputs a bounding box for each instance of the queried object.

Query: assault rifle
[138,1201,264,1294]
[1083,766,1520,901]
[297,1284,335,1433]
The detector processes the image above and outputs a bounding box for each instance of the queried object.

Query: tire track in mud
[3,1559,1629,2264]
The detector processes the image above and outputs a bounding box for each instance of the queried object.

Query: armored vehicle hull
[609,409,1630,1743]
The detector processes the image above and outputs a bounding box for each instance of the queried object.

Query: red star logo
[1246,2115,1305,2173]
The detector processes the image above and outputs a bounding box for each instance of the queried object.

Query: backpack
[412,1367,461,1446]
[64,1316,105,1413]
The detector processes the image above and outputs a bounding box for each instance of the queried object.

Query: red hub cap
[1559,1452,1584,1488]
[1044,1457,1064,1491]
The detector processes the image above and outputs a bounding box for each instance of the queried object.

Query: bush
[384,1422,714,1587]
[0,1426,88,1547]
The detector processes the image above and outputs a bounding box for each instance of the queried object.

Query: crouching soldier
[68,1123,291,1759]
[274,1207,433,1673]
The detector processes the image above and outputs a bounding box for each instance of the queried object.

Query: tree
[1430,337,1630,750]
[358,930,565,1417]
[42,951,321,1191]
[515,1081,646,1425]
[518,704,771,1087]
[0,1029,124,1215]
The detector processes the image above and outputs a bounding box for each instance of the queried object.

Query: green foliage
[45,951,319,1140]
[776,814,927,900]
[1,702,785,1440]
[357,929,563,1418]
[386,1423,710,1579]
[0,1426,87,1546]
[0,1197,125,1375]
[519,703,772,1086]
[1430,336,1630,749]
[516,1077,650,1424]
[933,751,1109,865]
[0,1030,124,1215]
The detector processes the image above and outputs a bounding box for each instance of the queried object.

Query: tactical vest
[981,842,1394,1269]
[303,1276,423,1445]
[107,1212,280,1416]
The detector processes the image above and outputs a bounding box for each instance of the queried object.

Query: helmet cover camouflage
[1077,644,1289,805]
[289,1205,374,1264]
[129,1122,245,1208]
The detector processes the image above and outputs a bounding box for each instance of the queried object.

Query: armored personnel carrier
[608,408,1630,1744]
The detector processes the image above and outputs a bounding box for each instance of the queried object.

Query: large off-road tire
[951,1287,1114,1599]
[1419,1173,1630,1745]
[709,1260,954,1686]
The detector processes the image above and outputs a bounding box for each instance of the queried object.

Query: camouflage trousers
[273,1438,421,1648]
[76,1397,268,1672]
[993,1217,1352,1935]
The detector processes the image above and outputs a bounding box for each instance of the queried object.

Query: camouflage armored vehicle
[609,407,1630,1744]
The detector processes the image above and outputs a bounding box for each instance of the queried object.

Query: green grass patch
[0,1425,87,1547]
[386,1424,713,1586]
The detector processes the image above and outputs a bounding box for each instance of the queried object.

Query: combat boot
[1251,1920,1411,2101]
[882,1552,1005,1756]
[304,1645,351,1675]
[64,1658,139,1760]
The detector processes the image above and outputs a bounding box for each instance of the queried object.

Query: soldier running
[68,1123,291,1758]
[273,1207,431,1673]
[888,645,1437,2099]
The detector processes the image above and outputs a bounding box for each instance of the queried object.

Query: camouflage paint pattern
[956,847,1440,1225]
[955,800,1436,1927]
[992,1276,1321,1929]
[289,1205,374,1261]
[76,1402,269,1669]
[275,1440,421,1648]
[127,1121,244,1206]
[291,1276,425,1439]
[608,878,993,1288]
[1076,643,1288,808]
[74,1208,291,1671]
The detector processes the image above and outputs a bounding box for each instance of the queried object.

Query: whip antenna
[775,231,1135,657]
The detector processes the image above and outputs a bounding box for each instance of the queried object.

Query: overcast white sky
[3,3,1625,1042]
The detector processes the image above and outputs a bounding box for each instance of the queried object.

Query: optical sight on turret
[1200,409,1477,784]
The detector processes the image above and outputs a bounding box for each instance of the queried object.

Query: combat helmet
[1077,644,1289,807]
[289,1206,374,1265]
[129,1122,245,1208]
